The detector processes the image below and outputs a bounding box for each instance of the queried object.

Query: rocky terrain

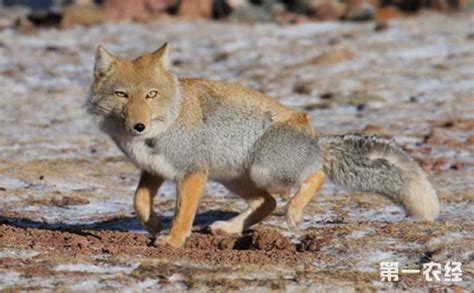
[0,12,473,291]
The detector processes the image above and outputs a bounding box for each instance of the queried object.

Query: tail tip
[404,177,440,222]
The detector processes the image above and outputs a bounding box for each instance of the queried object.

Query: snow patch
[54,263,140,274]
[0,249,39,259]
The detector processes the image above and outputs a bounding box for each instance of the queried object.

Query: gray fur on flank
[250,123,324,192]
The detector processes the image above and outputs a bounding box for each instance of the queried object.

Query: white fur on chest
[116,138,178,180]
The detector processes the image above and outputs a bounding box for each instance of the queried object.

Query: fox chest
[116,139,179,180]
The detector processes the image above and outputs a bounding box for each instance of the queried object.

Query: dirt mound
[182,229,295,252]
[250,229,295,251]
[298,226,352,252]
[183,232,237,251]
[0,224,313,268]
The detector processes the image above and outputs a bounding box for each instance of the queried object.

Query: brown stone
[442,139,465,149]
[466,136,474,145]
[309,0,346,20]
[178,0,213,19]
[311,48,354,66]
[61,5,105,28]
[374,21,389,32]
[293,81,313,95]
[344,0,379,20]
[360,124,391,137]
[375,6,400,22]
[103,0,170,21]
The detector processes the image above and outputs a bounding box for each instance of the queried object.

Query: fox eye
[146,90,157,99]
[114,91,128,98]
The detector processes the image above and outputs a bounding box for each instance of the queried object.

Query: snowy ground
[0,12,473,291]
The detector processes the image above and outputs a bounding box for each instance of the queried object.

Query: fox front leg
[134,171,164,236]
[156,168,208,248]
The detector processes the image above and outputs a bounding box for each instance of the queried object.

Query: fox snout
[124,101,151,136]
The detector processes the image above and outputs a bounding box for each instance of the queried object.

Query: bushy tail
[319,134,440,221]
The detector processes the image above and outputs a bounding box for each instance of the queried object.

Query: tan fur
[163,169,208,248]
[287,170,326,228]
[124,98,151,133]
[177,78,314,132]
[90,44,313,137]
[405,174,439,221]
[134,172,164,235]
[90,44,179,136]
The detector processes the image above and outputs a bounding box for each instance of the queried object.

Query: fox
[86,43,440,248]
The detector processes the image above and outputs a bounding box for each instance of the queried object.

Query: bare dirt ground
[0,12,473,291]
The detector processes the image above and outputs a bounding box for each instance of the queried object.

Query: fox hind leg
[210,180,276,235]
[287,170,326,228]
[134,172,164,236]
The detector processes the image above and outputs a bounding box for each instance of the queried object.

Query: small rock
[178,0,213,19]
[214,52,229,62]
[360,124,391,137]
[251,230,295,251]
[217,238,235,250]
[443,139,464,149]
[308,0,347,20]
[293,81,313,95]
[432,158,449,172]
[212,0,233,19]
[424,129,444,145]
[103,0,170,21]
[229,4,273,23]
[356,103,366,111]
[374,6,400,22]
[298,233,323,252]
[466,136,474,145]
[320,92,333,100]
[311,48,354,66]
[374,21,389,32]
[61,5,105,28]
[344,0,379,21]
[432,0,468,11]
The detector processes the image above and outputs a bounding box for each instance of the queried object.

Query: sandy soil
[0,12,473,291]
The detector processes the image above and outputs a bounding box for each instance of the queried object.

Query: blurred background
[0,0,472,291]
[0,0,472,28]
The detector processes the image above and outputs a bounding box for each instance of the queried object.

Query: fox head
[86,43,180,138]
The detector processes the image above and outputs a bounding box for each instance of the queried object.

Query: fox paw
[153,235,185,249]
[287,206,303,228]
[142,213,162,236]
[209,221,242,235]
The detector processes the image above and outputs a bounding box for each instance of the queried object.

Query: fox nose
[133,123,146,133]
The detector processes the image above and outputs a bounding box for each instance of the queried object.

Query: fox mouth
[152,117,165,123]
[129,130,146,137]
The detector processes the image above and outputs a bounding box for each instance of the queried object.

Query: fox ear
[151,43,170,70]
[94,45,116,78]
